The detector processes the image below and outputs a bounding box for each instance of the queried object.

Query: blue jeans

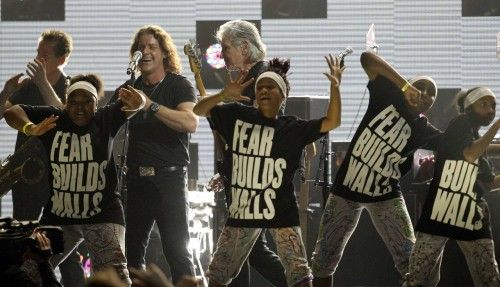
[126,167,195,284]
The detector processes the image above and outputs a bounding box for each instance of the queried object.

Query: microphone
[338,47,353,68]
[126,51,143,75]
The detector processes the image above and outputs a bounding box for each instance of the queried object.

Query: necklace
[138,75,166,119]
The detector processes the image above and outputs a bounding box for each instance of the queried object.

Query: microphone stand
[314,133,333,207]
[117,72,135,215]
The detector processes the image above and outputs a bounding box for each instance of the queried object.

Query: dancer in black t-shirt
[404,87,500,286]
[4,73,146,286]
[212,19,286,287]
[194,55,344,287]
[311,51,441,287]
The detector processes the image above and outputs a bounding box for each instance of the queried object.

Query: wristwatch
[148,102,160,114]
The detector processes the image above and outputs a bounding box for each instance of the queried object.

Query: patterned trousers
[50,223,131,286]
[404,232,500,287]
[207,226,312,286]
[311,194,415,279]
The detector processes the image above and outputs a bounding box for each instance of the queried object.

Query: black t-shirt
[21,103,126,226]
[210,103,325,228]
[10,75,67,150]
[111,73,196,167]
[333,75,440,202]
[416,114,493,240]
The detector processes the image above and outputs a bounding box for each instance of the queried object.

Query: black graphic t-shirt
[416,114,493,240]
[111,73,196,167]
[333,75,440,202]
[21,103,127,226]
[210,103,325,228]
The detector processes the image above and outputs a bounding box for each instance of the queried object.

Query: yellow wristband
[218,92,225,102]
[401,81,410,93]
[22,122,34,136]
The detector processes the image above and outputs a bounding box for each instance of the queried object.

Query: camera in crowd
[0,217,64,263]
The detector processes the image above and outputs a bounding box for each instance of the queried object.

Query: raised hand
[28,115,58,136]
[206,173,225,192]
[26,58,48,88]
[118,85,147,112]
[2,73,28,96]
[324,54,345,87]
[221,70,254,102]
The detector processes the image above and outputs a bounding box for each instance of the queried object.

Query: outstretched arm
[320,54,344,133]
[360,51,420,107]
[463,118,500,163]
[119,85,199,133]
[3,105,57,136]
[193,70,253,117]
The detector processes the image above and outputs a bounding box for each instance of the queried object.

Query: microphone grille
[133,51,143,60]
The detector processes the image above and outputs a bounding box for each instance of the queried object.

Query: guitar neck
[193,72,207,97]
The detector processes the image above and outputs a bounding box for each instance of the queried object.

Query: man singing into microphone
[110,25,198,284]
[311,51,441,287]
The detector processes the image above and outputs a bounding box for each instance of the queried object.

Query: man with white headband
[194,55,344,287]
[405,87,500,286]
[3,73,147,286]
[311,51,442,287]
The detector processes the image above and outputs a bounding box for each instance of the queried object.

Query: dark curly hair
[67,74,104,100]
[266,57,291,96]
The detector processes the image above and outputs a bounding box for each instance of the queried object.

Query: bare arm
[320,54,343,133]
[26,59,64,107]
[149,101,199,133]
[119,85,199,133]
[3,105,57,136]
[192,92,226,117]
[463,119,500,163]
[360,51,420,107]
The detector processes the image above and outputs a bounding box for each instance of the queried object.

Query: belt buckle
[139,166,155,177]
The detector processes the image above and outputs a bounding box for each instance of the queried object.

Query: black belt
[137,165,186,177]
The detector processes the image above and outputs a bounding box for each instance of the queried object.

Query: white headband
[66,81,98,102]
[410,76,437,95]
[464,87,496,109]
[255,71,287,97]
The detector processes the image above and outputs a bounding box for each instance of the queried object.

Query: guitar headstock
[184,39,202,75]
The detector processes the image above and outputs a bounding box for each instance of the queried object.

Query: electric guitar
[183,39,206,97]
